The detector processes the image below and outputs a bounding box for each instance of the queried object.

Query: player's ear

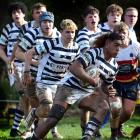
[105,39,110,47]
[98,16,100,22]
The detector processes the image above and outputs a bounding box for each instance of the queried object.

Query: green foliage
[0,60,19,112]
[1,77,19,100]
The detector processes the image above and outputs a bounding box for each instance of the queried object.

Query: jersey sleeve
[0,24,11,47]
[18,29,37,52]
[76,29,90,53]
[77,49,96,69]
[34,39,53,55]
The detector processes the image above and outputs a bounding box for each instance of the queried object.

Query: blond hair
[60,19,78,31]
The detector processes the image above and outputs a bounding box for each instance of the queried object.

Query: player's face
[61,28,76,44]
[106,39,123,57]
[124,10,138,28]
[107,12,122,26]
[32,7,46,22]
[84,13,100,30]
[40,20,54,36]
[12,9,25,24]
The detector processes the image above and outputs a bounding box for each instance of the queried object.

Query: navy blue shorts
[113,80,140,101]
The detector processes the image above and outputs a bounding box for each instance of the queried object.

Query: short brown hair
[31,2,47,14]
[83,5,100,18]
[106,4,123,15]
[113,22,129,32]
[124,7,138,15]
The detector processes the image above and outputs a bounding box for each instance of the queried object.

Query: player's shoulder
[3,22,15,31]
[78,27,88,33]
[98,22,111,32]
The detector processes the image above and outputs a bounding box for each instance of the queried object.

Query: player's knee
[110,99,122,118]
[38,100,52,117]
[48,104,66,121]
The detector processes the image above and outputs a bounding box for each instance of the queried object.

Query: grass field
[0,108,140,140]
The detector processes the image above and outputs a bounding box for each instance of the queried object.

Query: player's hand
[107,85,117,97]
[7,61,15,74]
[101,83,116,97]
[91,75,100,87]
[22,71,32,87]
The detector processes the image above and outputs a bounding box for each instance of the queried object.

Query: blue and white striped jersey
[18,20,44,42]
[21,21,36,34]
[98,22,112,32]
[19,20,59,41]
[18,21,35,41]
[60,48,118,93]
[76,27,102,52]
[0,22,20,57]
[18,27,61,77]
[35,37,80,85]
[0,22,26,66]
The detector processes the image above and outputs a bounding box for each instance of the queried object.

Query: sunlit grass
[0,109,140,140]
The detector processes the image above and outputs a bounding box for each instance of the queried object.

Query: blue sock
[101,111,110,128]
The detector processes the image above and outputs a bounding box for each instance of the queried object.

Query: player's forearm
[15,47,26,61]
[24,49,34,71]
[69,61,97,86]
[11,42,19,61]
[0,47,9,64]
[24,56,32,71]
[15,52,25,61]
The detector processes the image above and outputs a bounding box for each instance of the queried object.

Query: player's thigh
[78,89,108,111]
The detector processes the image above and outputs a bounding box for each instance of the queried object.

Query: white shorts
[54,85,93,105]
[36,83,57,97]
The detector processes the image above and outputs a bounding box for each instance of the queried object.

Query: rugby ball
[79,65,100,87]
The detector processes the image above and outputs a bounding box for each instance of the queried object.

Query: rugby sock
[83,117,101,138]
[51,126,58,134]
[101,111,110,128]
[111,128,118,136]
[29,132,40,140]
[11,109,24,130]
[81,125,86,136]
[51,126,63,139]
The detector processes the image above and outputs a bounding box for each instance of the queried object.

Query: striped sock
[30,132,40,140]
[51,126,57,133]
[83,117,101,138]
[11,109,24,130]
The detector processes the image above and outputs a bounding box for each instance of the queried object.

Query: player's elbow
[69,60,80,75]
[15,47,21,59]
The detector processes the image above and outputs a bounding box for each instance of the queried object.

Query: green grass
[0,112,140,140]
